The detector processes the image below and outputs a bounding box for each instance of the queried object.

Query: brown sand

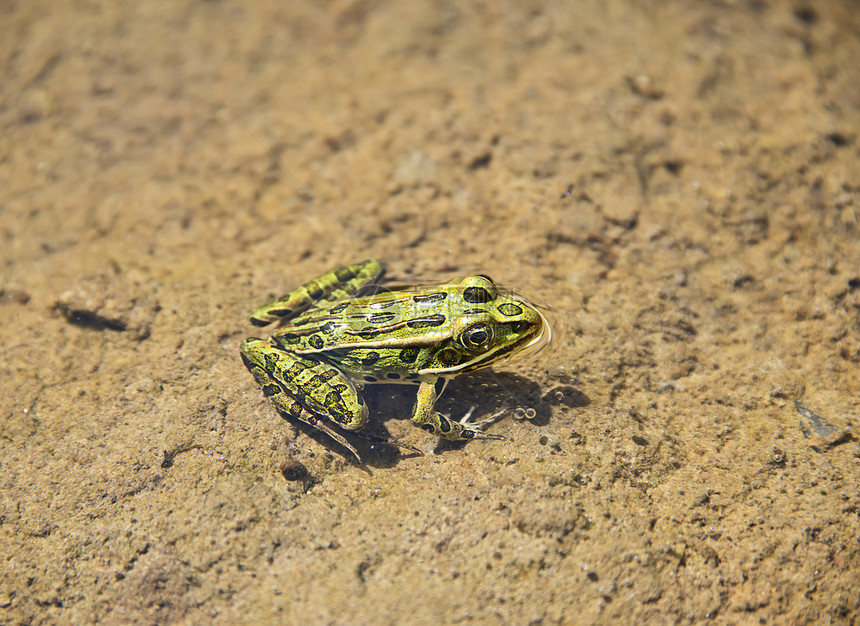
[2,1,858,623]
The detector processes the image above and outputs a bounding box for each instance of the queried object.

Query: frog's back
[269,275,547,384]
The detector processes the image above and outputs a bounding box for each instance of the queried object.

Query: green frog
[240,259,550,460]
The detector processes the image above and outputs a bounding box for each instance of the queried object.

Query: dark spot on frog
[406,314,446,328]
[437,348,462,367]
[361,351,380,365]
[335,267,357,281]
[398,348,419,364]
[463,286,493,303]
[413,292,447,304]
[497,303,523,317]
[367,312,396,324]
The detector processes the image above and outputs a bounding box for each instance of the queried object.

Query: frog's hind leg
[246,364,362,461]
[240,338,365,461]
[249,259,384,326]
[253,376,362,461]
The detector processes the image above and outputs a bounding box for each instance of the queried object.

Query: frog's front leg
[240,338,368,460]
[410,378,505,442]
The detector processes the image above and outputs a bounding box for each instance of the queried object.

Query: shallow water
[2,1,858,623]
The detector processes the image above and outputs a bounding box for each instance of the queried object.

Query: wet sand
[2,1,858,623]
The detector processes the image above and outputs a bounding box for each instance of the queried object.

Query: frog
[239,259,550,461]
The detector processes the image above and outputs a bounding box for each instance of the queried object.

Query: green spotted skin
[240,259,549,461]
[249,260,385,327]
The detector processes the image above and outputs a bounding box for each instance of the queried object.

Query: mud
[1,1,858,623]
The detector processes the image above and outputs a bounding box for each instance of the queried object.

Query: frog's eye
[461,323,494,350]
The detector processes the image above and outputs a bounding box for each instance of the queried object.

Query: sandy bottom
[2,1,858,623]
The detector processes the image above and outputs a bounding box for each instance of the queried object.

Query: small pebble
[280,460,309,481]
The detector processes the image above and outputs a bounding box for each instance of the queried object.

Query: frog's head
[421,275,551,375]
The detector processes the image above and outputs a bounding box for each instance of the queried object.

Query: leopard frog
[240,259,550,460]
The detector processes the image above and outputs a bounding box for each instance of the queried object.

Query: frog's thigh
[240,338,369,431]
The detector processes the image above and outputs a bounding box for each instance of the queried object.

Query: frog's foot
[299,411,363,463]
[459,405,507,436]
[411,407,505,442]
[410,380,505,442]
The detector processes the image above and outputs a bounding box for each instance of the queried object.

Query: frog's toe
[460,407,506,428]
[455,408,506,440]
[459,427,505,441]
